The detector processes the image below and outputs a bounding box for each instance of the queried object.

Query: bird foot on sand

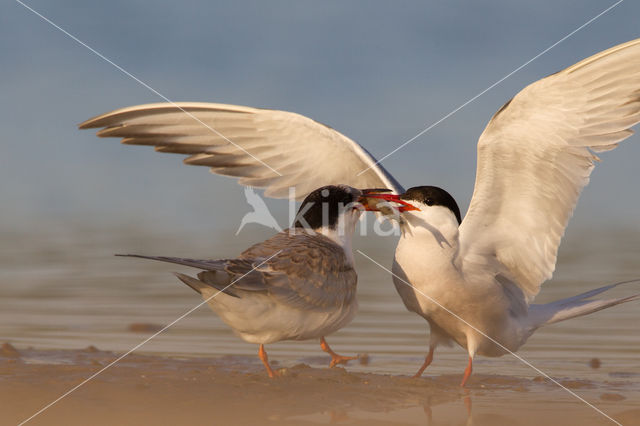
[329,354,358,368]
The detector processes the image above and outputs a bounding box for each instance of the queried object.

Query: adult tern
[81,39,640,385]
[118,185,395,377]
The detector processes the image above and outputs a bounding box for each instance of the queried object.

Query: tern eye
[425,198,434,206]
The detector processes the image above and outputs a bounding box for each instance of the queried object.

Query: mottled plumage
[117,185,373,377]
[143,229,357,311]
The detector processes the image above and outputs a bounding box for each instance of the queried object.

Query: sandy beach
[2,343,639,426]
[1,227,639,425]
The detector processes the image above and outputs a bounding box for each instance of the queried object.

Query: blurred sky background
[2,0,640,238]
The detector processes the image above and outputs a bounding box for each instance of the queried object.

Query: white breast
[392,213,523,355]
[392,222,462,318]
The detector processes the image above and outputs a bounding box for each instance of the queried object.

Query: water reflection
[1,224,639,391]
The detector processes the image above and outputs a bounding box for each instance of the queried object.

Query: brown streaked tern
[118,185,397,377]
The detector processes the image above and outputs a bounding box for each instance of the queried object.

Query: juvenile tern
[81,38,640,384]
[118,185,392,377]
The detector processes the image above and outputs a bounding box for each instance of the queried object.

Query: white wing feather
[459,38,640,302]
[79,103,403,199]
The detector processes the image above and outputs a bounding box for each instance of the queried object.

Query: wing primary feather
[460,38,640,303]
[81,102,404,199]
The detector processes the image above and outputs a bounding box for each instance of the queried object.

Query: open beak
[359,188,420,212]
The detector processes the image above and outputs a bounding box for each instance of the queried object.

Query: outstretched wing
[459,38,640,302]
[79,102,403,199]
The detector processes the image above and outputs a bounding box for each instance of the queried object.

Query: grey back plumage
[122,229,357,312]
[205,229,357,310]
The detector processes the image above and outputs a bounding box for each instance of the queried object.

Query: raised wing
[459,38,640,302]
[79,103,403,199]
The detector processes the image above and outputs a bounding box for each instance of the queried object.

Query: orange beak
[359,189,420,212]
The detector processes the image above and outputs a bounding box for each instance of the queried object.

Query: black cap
[400,186,462,224]
[294,185,362,229]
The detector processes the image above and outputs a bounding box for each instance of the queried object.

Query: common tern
[81,38,640,385]
[117,185,393,377]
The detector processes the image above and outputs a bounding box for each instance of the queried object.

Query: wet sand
[2,344,639,426]
[2,227,639,425]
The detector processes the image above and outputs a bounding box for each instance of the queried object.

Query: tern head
[398,186,462,227]
[293,185,367,233]
[292,185,402,236]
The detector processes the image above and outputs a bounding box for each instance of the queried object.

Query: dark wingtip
[114,254,149,259]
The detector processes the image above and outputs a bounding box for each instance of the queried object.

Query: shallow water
[5,347,638,426]
[1,223,639,422]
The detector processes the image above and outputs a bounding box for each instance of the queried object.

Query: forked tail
[527,279,640,329]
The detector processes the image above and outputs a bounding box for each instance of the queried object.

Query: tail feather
[538,293,640,326]
[115,254,226,270]
[548,279,640,306]
[116,254,239,297]
[528,279,640,328]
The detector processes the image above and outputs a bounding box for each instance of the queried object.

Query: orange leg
[320,337,357,368]
[258,344,279,378]
[412,346,435,378]
[460,356,473,387]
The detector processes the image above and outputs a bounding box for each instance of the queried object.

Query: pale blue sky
[2,0,640,235]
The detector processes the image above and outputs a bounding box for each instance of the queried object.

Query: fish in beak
[358,188,420,213]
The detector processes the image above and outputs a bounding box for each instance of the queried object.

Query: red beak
[359,189,420,212]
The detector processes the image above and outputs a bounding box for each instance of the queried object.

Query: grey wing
[116,254,267,296]
[458,38,640,303]
[119,231,358,311]
[237,231,358,311]
[116,254,230,270]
